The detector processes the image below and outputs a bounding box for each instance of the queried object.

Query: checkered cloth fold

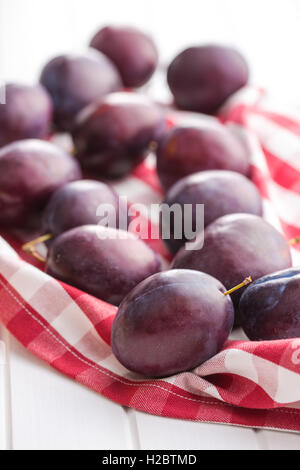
[1,87,300,432]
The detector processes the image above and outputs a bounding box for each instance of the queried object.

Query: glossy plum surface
[0,139,81,227]
[156,124,249,190]
[240,267,300,341]
[0,84,53,147]
[172,214,292,323]
[43,179,125,236]
[111,269,234,377]
[167,45,249,114]
[73,92,165,178]
[161,170,263,253]
[40,51,122,132]
[46,225,162,305]
[90,26,158,88]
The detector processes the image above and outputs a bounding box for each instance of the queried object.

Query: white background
[1,0,300,104]
[1,0,300,450]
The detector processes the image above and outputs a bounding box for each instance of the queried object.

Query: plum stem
[224,276,252,296]
[289,237,300,246]
[22,233,53,263]
[149,141,158,152]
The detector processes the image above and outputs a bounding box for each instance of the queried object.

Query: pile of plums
[0,24,299,379]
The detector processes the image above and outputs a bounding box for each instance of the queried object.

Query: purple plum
[46,225,162,305]
[42,179,126,236]
[156,123,249,190]
[0,83,53,147]
[167,45,249,114]
[73,92,165,178]
[40,51,122,131]
[240,267,300,340]
[111,269,234,377]
[0,139,81,227]
[90,25,158,87]
[161,170,263,253]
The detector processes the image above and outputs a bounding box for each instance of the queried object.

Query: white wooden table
[1,0,300,450]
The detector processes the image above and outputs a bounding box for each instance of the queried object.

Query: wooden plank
[124,408,141,450]
[0,330,6,450]
[8,335,130,450]
[256,430,300,450]
[134,411,260,450]
[0,326,12,450]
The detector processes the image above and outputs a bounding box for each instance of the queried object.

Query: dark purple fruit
[172,214,292,323]
[156,124,249,190]
[0,139,81,227]
[73,92,165,178]
[240,267,300,341]
[161,170,263,253]
[46,225,162,305]
[167,45,249,114]
[43,179,125,237]
[90,25,158,88]
[111,269,234,377]
[0,83,53,147]
[40,51,122,132]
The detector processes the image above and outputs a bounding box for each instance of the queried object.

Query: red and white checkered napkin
[1,86,300,432]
